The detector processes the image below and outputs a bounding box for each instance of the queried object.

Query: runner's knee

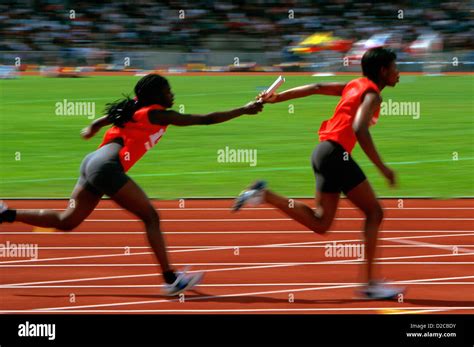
[309,213,332,234]
[142,206,160,226]
[366,204,384,224]
[57,215,82,231]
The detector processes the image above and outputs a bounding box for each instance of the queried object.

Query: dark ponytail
[104,95,140,128]
[104,74,170,127]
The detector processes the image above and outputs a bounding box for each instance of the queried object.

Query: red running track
[0,198,473,314]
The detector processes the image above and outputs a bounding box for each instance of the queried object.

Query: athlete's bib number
[144,129,165,151]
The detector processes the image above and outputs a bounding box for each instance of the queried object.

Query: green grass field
[0,74,473,198]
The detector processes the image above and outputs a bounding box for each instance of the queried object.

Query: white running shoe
[232,180,267,211]
[0,200,7,213]
[358,280,406,300]
[162,268,204,296]
[0,200,8,224]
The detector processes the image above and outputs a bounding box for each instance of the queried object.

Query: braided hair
[104,74,170,127]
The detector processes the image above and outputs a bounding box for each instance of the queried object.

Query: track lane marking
[2,232,472,290]
[1,307,473,314]
[27,274,474,311]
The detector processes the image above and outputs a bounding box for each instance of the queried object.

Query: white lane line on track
[386,238,473,254]
[378,309,465,315]
[3,268,474,294]
[0,264,300,287]
[10,244,474,250]
[1,239,472,265]
[2,262,473,267]
[2,232,473,265]
[1,307,473,314]
[2,230,474,235]
[3,281,474,289]
[27,274,474,311]
[33,207,474,211]
[2,233,472,287]
[80,218,474,222]
[1,252,473,267]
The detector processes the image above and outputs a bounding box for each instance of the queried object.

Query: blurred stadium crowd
[1,0,472,52]
[0,0,472,75]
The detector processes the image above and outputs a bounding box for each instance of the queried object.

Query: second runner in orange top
[319,77,381,154]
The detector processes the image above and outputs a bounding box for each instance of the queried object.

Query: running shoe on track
[162,268,204,296]
[232,180,267,211]
[358,280,406,300]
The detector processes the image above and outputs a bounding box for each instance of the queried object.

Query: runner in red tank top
[1,74,263,296]
[234,47,404,299]
[98,103,169,172]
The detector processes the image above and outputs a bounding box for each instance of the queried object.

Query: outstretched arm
[80,116,112,139]
[260,82,347,104]
[148,101,263,126]
[353,92,396,186]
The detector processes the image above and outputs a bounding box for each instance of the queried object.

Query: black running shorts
[77,142,130,196]
[311,140,366,195]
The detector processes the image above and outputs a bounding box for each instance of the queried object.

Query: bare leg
[109,179,172,274]
[15,185,102,231]
[264,189,340,234]
[345,179,384,283]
